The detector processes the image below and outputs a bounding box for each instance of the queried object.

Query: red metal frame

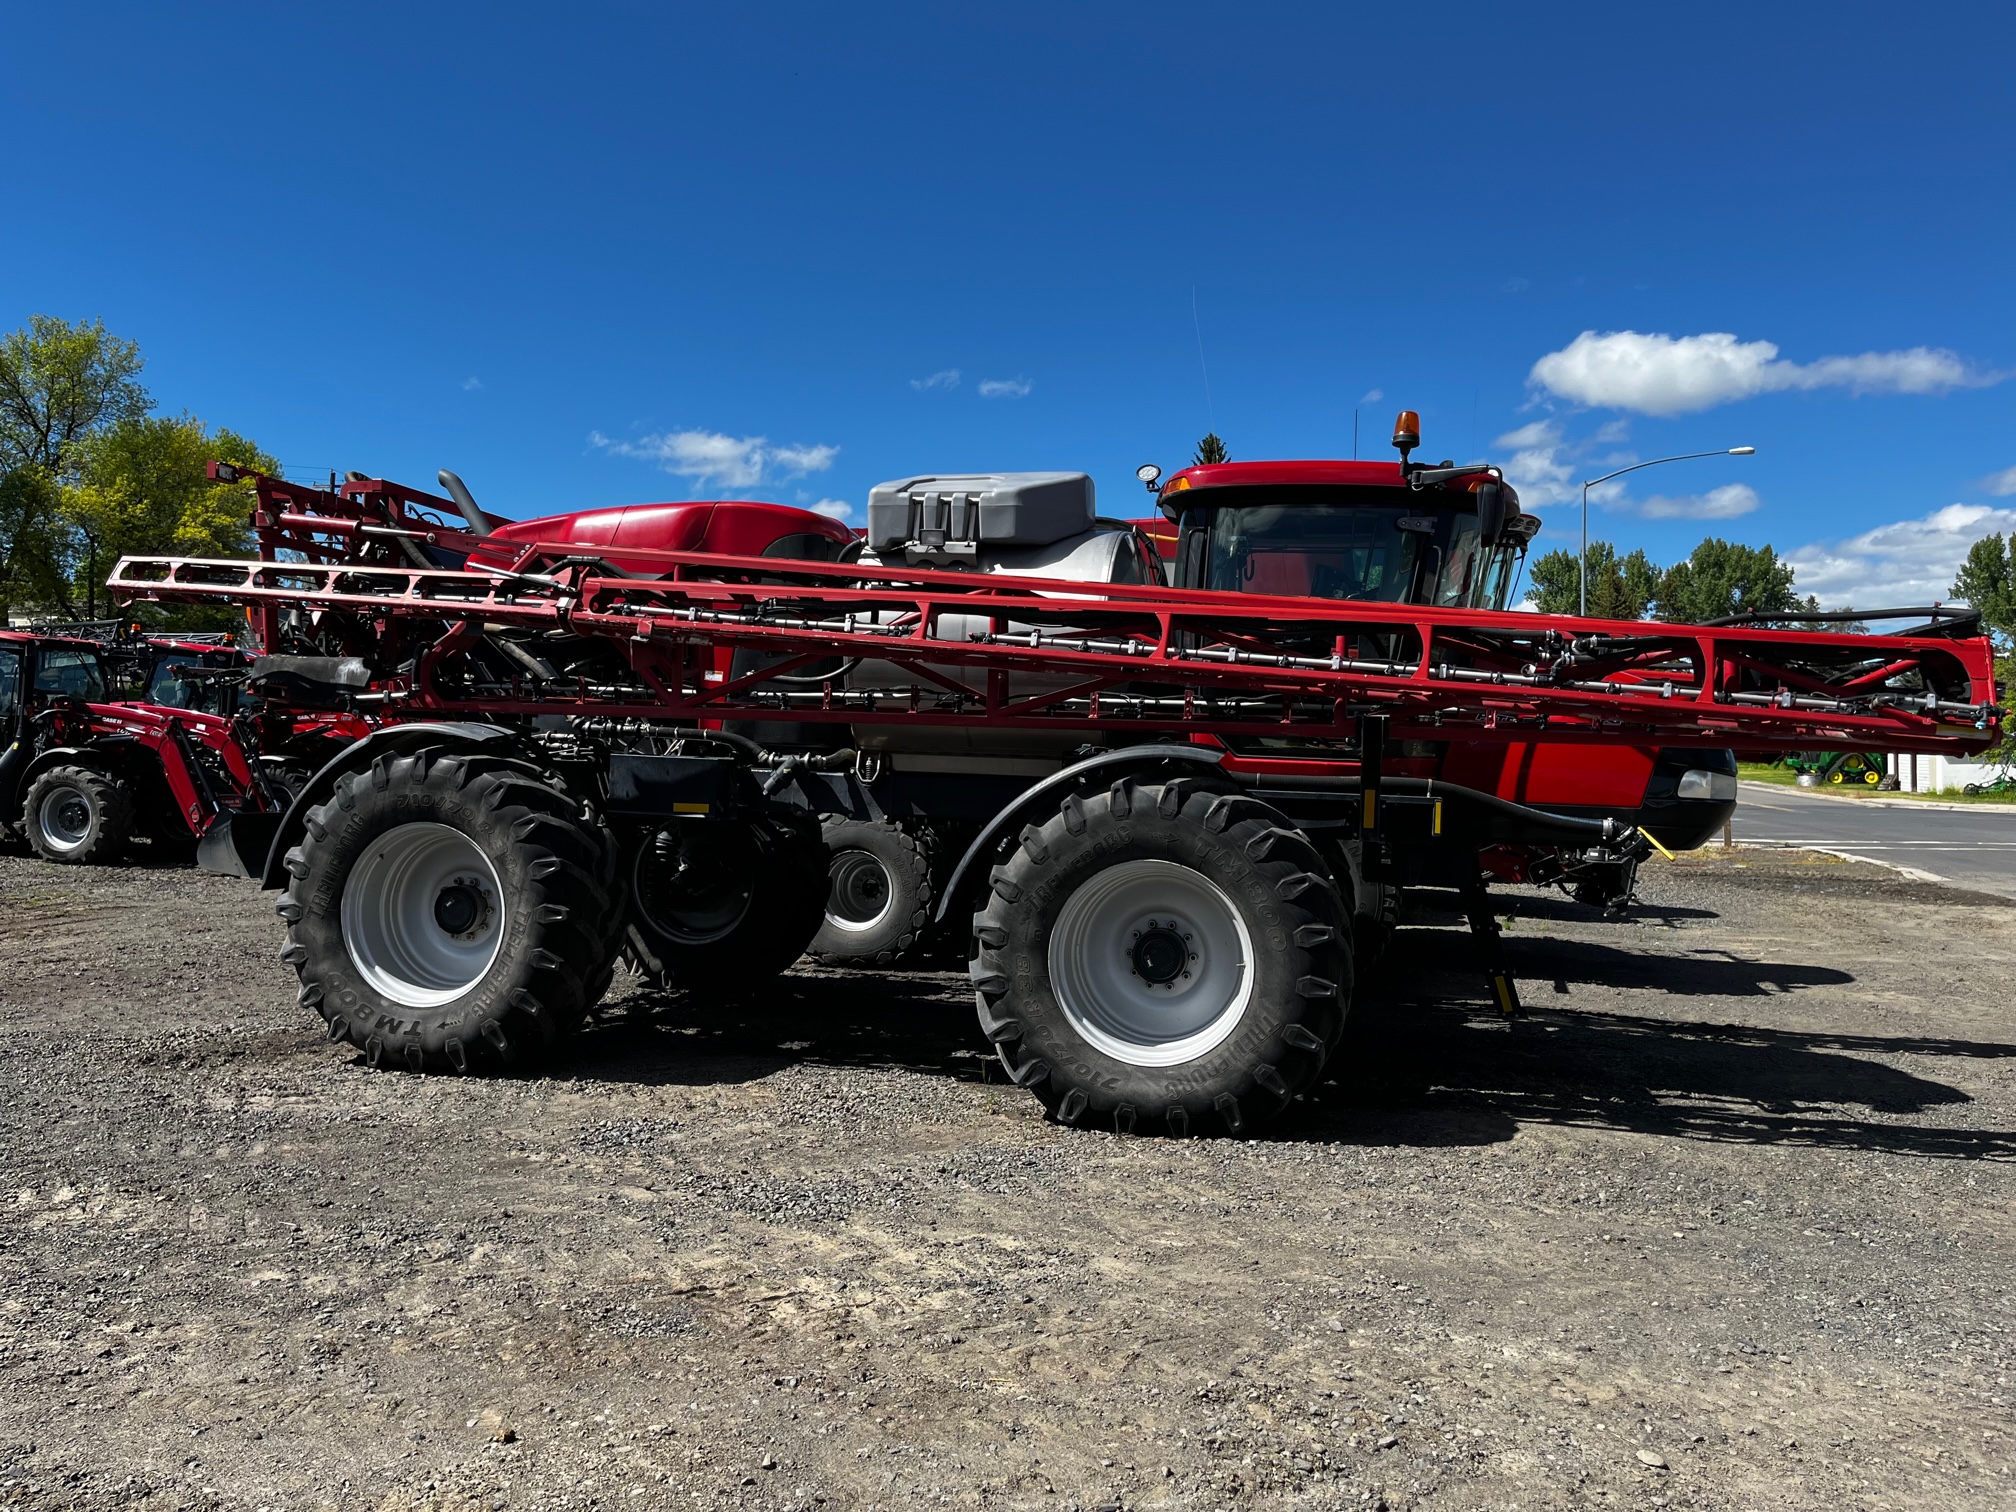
[109,532,2000,758]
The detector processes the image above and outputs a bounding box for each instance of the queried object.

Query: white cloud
[978,377,1032,399]
[1636,482,1761,521]
[588,429,838,492]
[771,443,838,474]
[911,369,960,392]
[1529,330,1997,416]
[462,377,483,391]
[810,498,853,520]
[1786,503,2016,609]
[1982,465,2016,497]
[1359,388,1384,405]
[1492,419,1596,507]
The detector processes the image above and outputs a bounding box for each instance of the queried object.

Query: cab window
[33,647,108,702]
[0,649,20,718]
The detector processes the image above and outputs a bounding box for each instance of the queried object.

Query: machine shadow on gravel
[1298,926,2016,1162]
[550,928,2016,1162]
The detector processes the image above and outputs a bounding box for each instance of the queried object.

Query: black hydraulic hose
[1236,770,1631,844]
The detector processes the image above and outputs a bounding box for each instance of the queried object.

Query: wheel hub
[1128,921,1191,986]
[432,879,488,938]
[826,850,895,932]
[49,794,90,844]
[633,824,757,945]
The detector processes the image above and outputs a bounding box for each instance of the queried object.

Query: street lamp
[1580,447,1756,617]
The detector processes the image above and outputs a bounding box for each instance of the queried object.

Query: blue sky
[4,1,2013,607]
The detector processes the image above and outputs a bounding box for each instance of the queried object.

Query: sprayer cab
[1153,413,1535,614]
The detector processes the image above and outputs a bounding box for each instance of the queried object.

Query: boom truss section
[110,533,2000,756]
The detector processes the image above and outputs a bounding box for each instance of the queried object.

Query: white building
[1888,751,2003,793]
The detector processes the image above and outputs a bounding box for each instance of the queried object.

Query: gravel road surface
[1,844,2012,1511]
[1734,781,2016,896]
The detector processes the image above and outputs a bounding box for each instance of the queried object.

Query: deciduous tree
[1654,538,1802,624]
[1953,533,2016,642]
[63,418,277,618]
[0,317,149,616]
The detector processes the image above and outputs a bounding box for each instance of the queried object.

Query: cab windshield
[146,650,241,714]
[1183,486,1522,610]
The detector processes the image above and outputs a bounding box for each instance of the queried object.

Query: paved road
[1732,780,2016,896]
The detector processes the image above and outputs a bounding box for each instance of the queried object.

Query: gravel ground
[1,843,2012,1512]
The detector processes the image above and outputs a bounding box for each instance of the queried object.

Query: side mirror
[1475,480,1508,548]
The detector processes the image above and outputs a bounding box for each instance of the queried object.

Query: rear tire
[24,765,135,865]
[276,747,618,1073]
[971,778,1350,1137]
[625,814,826,993]
[808,818,935,965]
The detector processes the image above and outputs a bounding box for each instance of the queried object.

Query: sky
[4,0,2013,609]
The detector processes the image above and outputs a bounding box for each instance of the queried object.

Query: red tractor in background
[0,628,354,865]
[34,619,256,714]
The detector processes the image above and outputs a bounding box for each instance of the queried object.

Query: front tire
[24,765,135,864]
[971,778,1351,1137]
[276,747,618,1072]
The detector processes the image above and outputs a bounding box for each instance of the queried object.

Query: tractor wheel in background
[1863,768,1881,786]
[1966,783,1983,795]
[277,747,619,1073]
[625,815,827,994]
[808,818,935,965]
[1828,769,1846,784]
[24,765,135,865]
[971,779,1351,1138]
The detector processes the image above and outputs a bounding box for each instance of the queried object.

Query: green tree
[1953,533,2016,642]
[1192,432,1229,466]
[0,317,149,616]
[1655,538,1802,624]
[1951,534,2016,766]
[62,417,278,618]
[1524,540,1659,619]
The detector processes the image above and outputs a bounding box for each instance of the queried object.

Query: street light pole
[1579,447,1756,618]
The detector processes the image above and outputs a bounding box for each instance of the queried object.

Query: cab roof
[1160,458,1520,509]
[0,629,102,652]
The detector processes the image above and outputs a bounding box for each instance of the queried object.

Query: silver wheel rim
[826,850,895,934]
[35,784,93,854]
[340,822,505,1008]
[1048,859,1254,1068]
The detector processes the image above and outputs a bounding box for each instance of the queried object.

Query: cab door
[0,646,25,813]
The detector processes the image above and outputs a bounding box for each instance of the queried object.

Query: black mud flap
[197,813,281,880]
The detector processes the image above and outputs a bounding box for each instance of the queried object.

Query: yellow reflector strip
[1362,790,1378,828]
[672,802,711,815]
[1431,798,1443,836]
